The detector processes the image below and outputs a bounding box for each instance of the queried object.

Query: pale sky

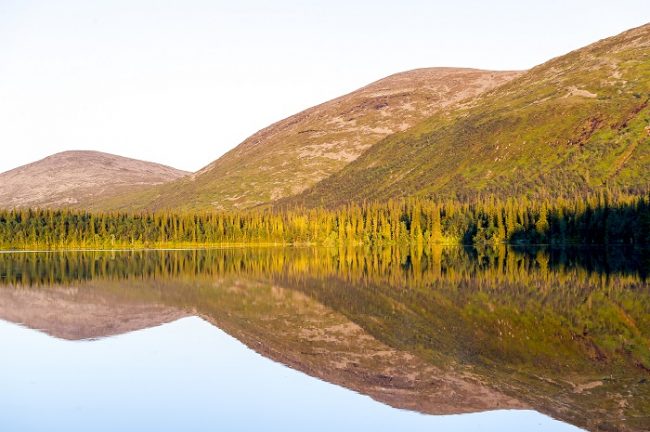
[1,1,649,174]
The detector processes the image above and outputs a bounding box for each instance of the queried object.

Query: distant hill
[102,68,520,211]
[286,24,650,207]
[0,151,188,209]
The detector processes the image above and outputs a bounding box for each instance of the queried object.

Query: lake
[0,246,648,432]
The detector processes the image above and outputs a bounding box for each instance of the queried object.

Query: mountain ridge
[3,24,650,212]
[95,67,521,211]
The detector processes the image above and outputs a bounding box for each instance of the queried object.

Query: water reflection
[0,317,580,432]
[0,246,648,432]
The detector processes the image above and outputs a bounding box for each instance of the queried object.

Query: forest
[0,193,648,250]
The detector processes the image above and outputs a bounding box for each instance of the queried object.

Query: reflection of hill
[0,283,188,340]
[0,247,648,431]
[190,278,526,415]
[0,277,525,416]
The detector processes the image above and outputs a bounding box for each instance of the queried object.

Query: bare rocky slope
[101,68,520,211]
[0,151,188,209]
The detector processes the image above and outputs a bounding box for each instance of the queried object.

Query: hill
[102,68,520,211]
[0,151,188,209]
[288,23,650,207]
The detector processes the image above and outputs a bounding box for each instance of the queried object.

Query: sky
[0,0,649,174]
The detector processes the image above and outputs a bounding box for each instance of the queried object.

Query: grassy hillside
[97,68,519,211]
[289,24,650,207]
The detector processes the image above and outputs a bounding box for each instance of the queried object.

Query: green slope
[288,23,650,207]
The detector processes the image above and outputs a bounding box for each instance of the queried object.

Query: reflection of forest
[1,245,647,286]
[0,246,648,432]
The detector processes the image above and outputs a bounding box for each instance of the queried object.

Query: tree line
[0,193,648,249]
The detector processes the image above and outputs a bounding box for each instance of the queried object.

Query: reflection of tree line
[3,246,645,381]
[0,246,646,288]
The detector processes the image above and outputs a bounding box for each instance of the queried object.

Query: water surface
[0,246,648,431]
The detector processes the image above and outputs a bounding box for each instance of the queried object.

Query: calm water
[0,247,648,432]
